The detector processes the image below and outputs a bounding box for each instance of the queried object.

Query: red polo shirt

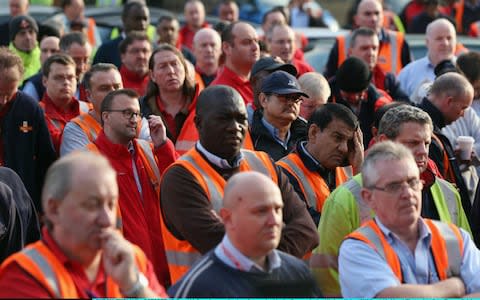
[0,227,167,298]
[211,65,254,106]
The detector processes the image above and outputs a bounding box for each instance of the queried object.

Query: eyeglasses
[106,109,142,120]
[270,94,303,104]
[367,178,422,194]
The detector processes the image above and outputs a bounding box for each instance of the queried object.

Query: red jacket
[120,65,149,96]
[39,94,83,154]
[178,22,209,50]
[93,131,178,286]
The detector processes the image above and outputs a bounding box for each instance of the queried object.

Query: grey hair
[362,141,415,188]
[378,105,433,139]
[42,151,116,209]
[429,72,473,100]
[298,72,330,101]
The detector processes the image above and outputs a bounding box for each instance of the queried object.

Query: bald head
[223,172,281,209]
[426,18,456,66]
[221,171,283,259]
[196,85,245,118]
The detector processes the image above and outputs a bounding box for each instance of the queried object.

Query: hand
[453,147,474,165]
[101,229,138,291]
[148,115,167,148]
[348,127,364,174]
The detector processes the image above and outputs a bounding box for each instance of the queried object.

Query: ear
[222,41,231,56]
[101,111,109,126]
[149,69,155,82]
[219,207,231,227]
[259,92,268,109]
[360,188,375,210]
[42,75,47,88]
[45,198,61,225]
[120,53,126,64]
[376,134,388,142]
[308,123,319,142]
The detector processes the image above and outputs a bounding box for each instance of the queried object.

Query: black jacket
[92,36,123,68]
[2,91,56,212]
[250,109,307,161]
[0,167,40,263]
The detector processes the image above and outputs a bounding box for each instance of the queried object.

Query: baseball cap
[251,56,298,78]
[261,70,309,97]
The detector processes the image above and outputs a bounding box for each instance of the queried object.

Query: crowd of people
[0,0,480,297]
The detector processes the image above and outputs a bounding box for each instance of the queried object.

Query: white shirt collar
[196,142,243,169]
[214,235,281,273]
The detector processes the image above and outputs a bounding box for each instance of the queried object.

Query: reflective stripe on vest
[136,139,161,196]
[174,110,198,155]
[344,177,372,224]
[71,113,101,142]
[23,247,62,297]
[163,148,278,283]
[164,250,203,272]
[337,31,402,74]
[0,241,148,297]
[347,219,463,282]
[436,178,458,225]
[48,118,63,131]
[277,153,349,212]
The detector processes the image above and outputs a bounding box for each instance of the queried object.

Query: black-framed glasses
[268,93,303,104]
[367,178,422,194]
[106,109,142,120]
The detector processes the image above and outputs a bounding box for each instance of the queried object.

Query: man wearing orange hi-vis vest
[160,85,318,284]
[0,151,168,298]
[324,0,412,79]
[277,103,363,227]
[60,63,151,156]
[85,89,178,288]
[339,141,480,298]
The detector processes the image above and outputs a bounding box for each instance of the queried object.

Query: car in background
[304,33,480,73]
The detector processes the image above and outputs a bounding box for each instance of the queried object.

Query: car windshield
[259,0,289,7]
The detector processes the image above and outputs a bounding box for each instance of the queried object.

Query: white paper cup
[457,136,474,160]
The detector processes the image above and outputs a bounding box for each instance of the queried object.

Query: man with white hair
[398,18,456,95]
[193,28,221,87]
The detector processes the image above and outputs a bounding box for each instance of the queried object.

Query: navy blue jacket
[2,91,56,212]
[93,36,123,68]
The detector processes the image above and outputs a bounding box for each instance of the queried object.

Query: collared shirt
[397,55,437,95]
[339,217,480,298]
[214,235,281,273]
[196,142,243,169]
[297,141,336,191]
[261,117,291,150]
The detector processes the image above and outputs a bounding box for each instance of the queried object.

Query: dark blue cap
[261,70,309,97]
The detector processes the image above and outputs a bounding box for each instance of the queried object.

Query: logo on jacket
[19,121,33,133]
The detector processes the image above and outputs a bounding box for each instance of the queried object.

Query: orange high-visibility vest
[337,30,404,75]
[277,152,350,213]
[454,0,465,33]
[71,113,102,142]
[162,148,278,283]
[0,240,148,298]
[346,219,464,282]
